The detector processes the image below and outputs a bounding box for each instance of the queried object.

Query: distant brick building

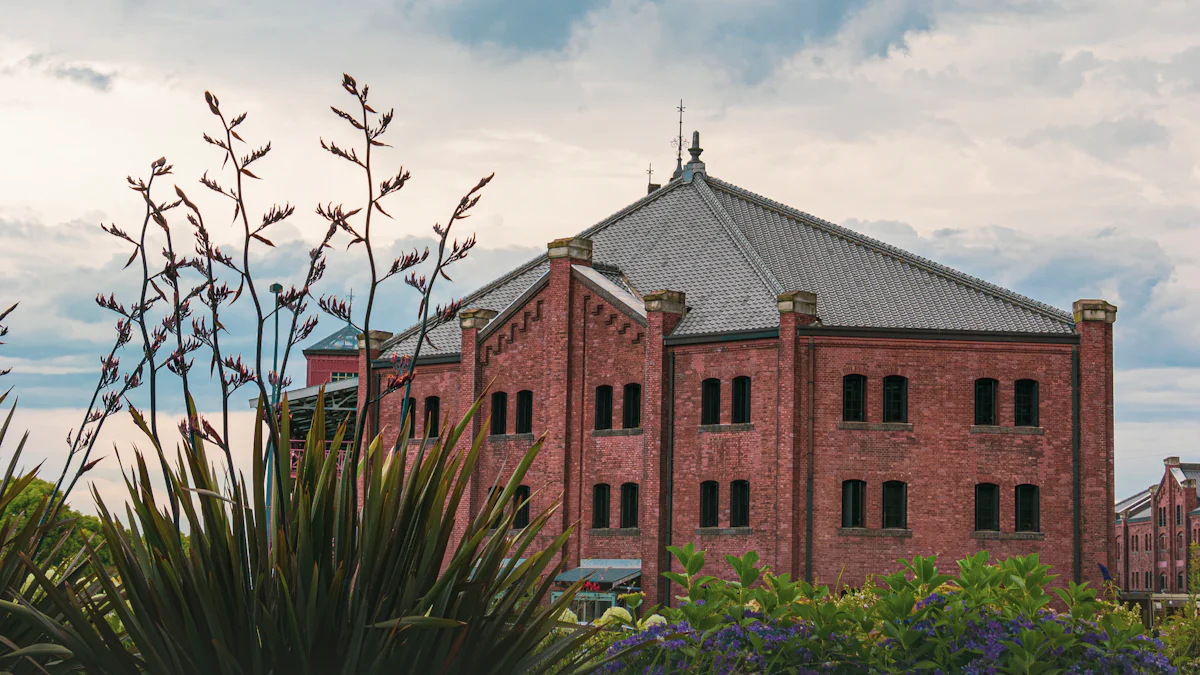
[1115,458,1199,594]
[297,134,1118,608]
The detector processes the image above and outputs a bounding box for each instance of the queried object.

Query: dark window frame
[843,374,866,422]
[620,482,639,529]
[622,383,642,429]
[515,390,533,434]
[730,480,750,528]
[975,483,1000,531]
[1014,379,1039,427]
[1014,484,1039,532]
[403,396,417,434]
[732,376,751,424]
[592,483,610,529]
[882,480,907,529]
[842,479,866,528]
[882,376,908,424]
[424,396,441,437]
[701,378,721,425]
[513,485,531,529]
[490,392,507,435]
[974,378,998,425]
[700,480,719,528]
[595,385,613,431]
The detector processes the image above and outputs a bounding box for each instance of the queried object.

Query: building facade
[300,136,1117,607]
[1115,458,1200,594]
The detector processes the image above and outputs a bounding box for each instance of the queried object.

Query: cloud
[5,52,115,91]
[1016,116,1171,161]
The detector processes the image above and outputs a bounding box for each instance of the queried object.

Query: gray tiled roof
[382,170,1075,358]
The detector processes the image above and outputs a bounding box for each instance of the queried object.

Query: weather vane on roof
[346,287,355,325]
[671,99,685,180]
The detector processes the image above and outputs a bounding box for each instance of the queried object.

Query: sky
[1,0,1198,514]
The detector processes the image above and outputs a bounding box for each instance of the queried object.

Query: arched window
[882,480,907,529]
[513,485,531,529]
[1014,484,1039,532]
[490,391,507,435]
[1014,380,1038,427]
[1179,532,1185,556]
[1146,534,1151,550]
[842,480,866,528]
[592,483,610,529]
[700,481,719,528]
[732,376,751,424]
[620,483,639,529]
[623,383,642,429]
[974,379,998,425]
[1178,505,1183,525]
[701,378,721,425]
[1133,535,1138,552]
[1161,533,1166,549]
[730,480,750,527]
[1161,573,1168,592]
[882,376,908,424]
[975,483,1000,531]
[515,390,533,434]
[843,374,866,422]
[595,385,613,431]
[424,396,441,437]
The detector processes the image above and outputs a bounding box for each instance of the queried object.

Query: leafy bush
[603,544,1172,674]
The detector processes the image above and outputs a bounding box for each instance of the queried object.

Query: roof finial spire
[688,130,703,164]
[346,287,355,325]
[671,99,685,180]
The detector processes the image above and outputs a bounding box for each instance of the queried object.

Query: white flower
[596,606,633,626]
[558,608,579,624]
[638,614,667,629]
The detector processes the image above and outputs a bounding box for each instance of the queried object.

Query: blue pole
[265,284,282,534]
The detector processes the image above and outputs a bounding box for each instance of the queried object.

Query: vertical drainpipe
[578,296,588,566]
[1072,345,1082,584]
[663,350,676,606]
[804,336,815,583]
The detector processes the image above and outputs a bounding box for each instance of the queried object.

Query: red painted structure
[1115,458,1200,593]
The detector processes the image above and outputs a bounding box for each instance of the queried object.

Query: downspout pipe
[663,351,676,606]
[804,336,815,583]
[1072,346,1082,584]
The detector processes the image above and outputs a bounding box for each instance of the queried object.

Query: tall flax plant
[4,75,608,673]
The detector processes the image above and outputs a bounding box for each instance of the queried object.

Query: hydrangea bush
[601,545,1172,674]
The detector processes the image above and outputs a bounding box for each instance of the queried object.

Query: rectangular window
[730,480,750,528]
[701,379,721,425]
[882,481,907,529]
[515,390,533,434]
[882,376,907,424]
[490,392,507,435]
[974,379,998,425]
[595,385,613,431]
[842,480,865,528]
[330,371,356,382]
[1178,505,1182,526]
[975,483,1000,531]
[1014,484,1039,532]
[622,383,641,429]
[1014,380,1038,427]
[620,483,638,529]
[424,396,440,437]
[1145,571,1150,589]
[592,484,610,529]
[513,485,530,529]
[732,376,751,424]
[843,374,866,422]
[700,481,719,527]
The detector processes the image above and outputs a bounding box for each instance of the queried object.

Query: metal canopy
[249,378,359,442]
[555,559,641,586]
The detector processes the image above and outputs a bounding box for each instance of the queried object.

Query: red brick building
[1115,458,1200,594]
[301,134,1118,608]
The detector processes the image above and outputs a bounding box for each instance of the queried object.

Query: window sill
[838,422,914,432]
[837,527,913,538]
[487,433,536,442]
[590,527,640,537]
[697,423,754,434]
[407,437,438,445]
[592,428,644,438]
[695,527,753,536]
[969,425,1045,436]
[970,530,1045,540]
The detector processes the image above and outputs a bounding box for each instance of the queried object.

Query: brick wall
[305,352,357,387]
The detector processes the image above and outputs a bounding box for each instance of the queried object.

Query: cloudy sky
[1,0,1197,513]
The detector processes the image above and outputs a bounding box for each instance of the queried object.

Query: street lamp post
[265,283,283,532]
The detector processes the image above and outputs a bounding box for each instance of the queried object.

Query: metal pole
[265,283,283,531]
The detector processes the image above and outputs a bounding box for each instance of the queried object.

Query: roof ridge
[692,175,784,297]
[705,176,1075,326]
[383,179,690,350]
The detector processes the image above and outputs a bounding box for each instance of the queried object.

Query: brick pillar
[643,290,685,608]
[546,237,591,569]
[776,291,818,580]
[448,307,498,559]
[355,330,392,510]
[1073,299,1116,587]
